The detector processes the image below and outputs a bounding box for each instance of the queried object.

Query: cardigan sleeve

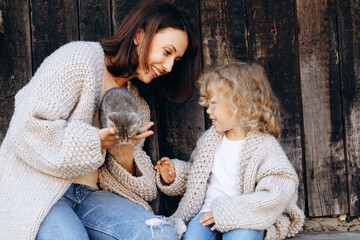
[99,145,157,201]
[211,143,300,233]
[156,158,191,196]
[7,42,105,179]
[156,129,207,196]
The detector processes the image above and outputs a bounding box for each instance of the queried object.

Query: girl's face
[206,94,235,132]
[135,27,188,84]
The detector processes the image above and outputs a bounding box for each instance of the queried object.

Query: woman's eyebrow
[166,44,177,52]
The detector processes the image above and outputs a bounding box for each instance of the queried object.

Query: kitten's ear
[128,113,140,137]
[128,112,139,123]
[107,113,116,127]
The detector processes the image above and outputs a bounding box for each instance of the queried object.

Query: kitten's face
[107,112,141,145]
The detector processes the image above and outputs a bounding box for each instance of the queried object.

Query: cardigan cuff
[156,159,189,196]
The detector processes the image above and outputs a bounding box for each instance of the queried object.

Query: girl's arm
[155,131,204,196]
[155,158,192,196]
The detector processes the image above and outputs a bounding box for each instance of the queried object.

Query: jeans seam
[82,221,124,240]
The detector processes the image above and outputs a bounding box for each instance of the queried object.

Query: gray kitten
[99,87,142,145]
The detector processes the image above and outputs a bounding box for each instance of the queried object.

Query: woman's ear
[134,28,145,46]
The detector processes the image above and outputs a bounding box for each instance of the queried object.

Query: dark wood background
[0,0,359,218]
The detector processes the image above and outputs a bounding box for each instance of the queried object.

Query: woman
[0,0,199,239]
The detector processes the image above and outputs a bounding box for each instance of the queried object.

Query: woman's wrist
[109,145,136,175]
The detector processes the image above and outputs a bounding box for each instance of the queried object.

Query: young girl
[0,0,199,239]
[155,62,304,240]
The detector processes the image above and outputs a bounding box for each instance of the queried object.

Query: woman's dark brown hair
[100,0,199,103]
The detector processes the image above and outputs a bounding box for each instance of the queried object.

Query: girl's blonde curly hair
[199,62,282,138]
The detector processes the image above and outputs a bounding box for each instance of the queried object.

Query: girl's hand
[155,157,176,184]
[200,211,216,231]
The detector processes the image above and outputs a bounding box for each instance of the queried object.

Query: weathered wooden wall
[0,0,359,218]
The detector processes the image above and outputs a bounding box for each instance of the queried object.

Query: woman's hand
[99,121,154,150]
[200,211,216,231]
[155,157,176,184]
[98,127,118,149]
[132,121,154,144]
[107,121,154,175]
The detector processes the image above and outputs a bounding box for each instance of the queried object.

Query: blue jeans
[183,212,265,240]
[36,183,176,240]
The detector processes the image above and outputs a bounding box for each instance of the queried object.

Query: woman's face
[135,27,188,84]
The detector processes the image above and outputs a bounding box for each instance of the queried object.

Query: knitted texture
[98,82,158,212]
[0,42,156,239]
[157,127,304,240]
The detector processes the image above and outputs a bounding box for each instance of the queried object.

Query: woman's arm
[99,92,158,201]
[7,42,105,179]
[99,141,158,201]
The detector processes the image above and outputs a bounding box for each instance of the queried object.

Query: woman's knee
[85,216,176,240]
[143,217,176,240]
[77,191,175,239]
[37,198,89,240]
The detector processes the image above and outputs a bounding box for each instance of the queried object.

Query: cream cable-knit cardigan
[0,41,157,239]
[157,126,304,240]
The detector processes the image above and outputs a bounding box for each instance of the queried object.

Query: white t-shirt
[200,135,245,213]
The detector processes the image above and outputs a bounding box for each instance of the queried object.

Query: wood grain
[245,0,305,210]
[156,0,205,216]
[297,0,348,216]
[78,0,111,41]
[200,0,248,127]
[111,0,141,33]
[30,0,78,72]
[337,0,360,216]
[0,0,32,143]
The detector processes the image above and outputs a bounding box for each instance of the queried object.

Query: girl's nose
[206,107,211,114]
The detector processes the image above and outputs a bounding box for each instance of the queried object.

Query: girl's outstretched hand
[155,157,176,184]
[200,211,216,231]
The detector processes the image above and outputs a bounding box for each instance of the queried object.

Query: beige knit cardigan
[157,126,304,240]
[0,41,157,239]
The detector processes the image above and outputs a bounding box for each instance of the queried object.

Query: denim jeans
[183,212,265,240]
[36,183,176,240]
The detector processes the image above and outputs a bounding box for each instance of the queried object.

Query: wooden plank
[78,0,111,41]
[30,0,78,72]
[154,0,205,216]
[244,0,304,210]
[337,0,360,216]
[200,0,248,69]
[0,0,32,143]
[200,0,248,128]
[297,0,348,216]
[111,0,141,33]
[159,0,204,161]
